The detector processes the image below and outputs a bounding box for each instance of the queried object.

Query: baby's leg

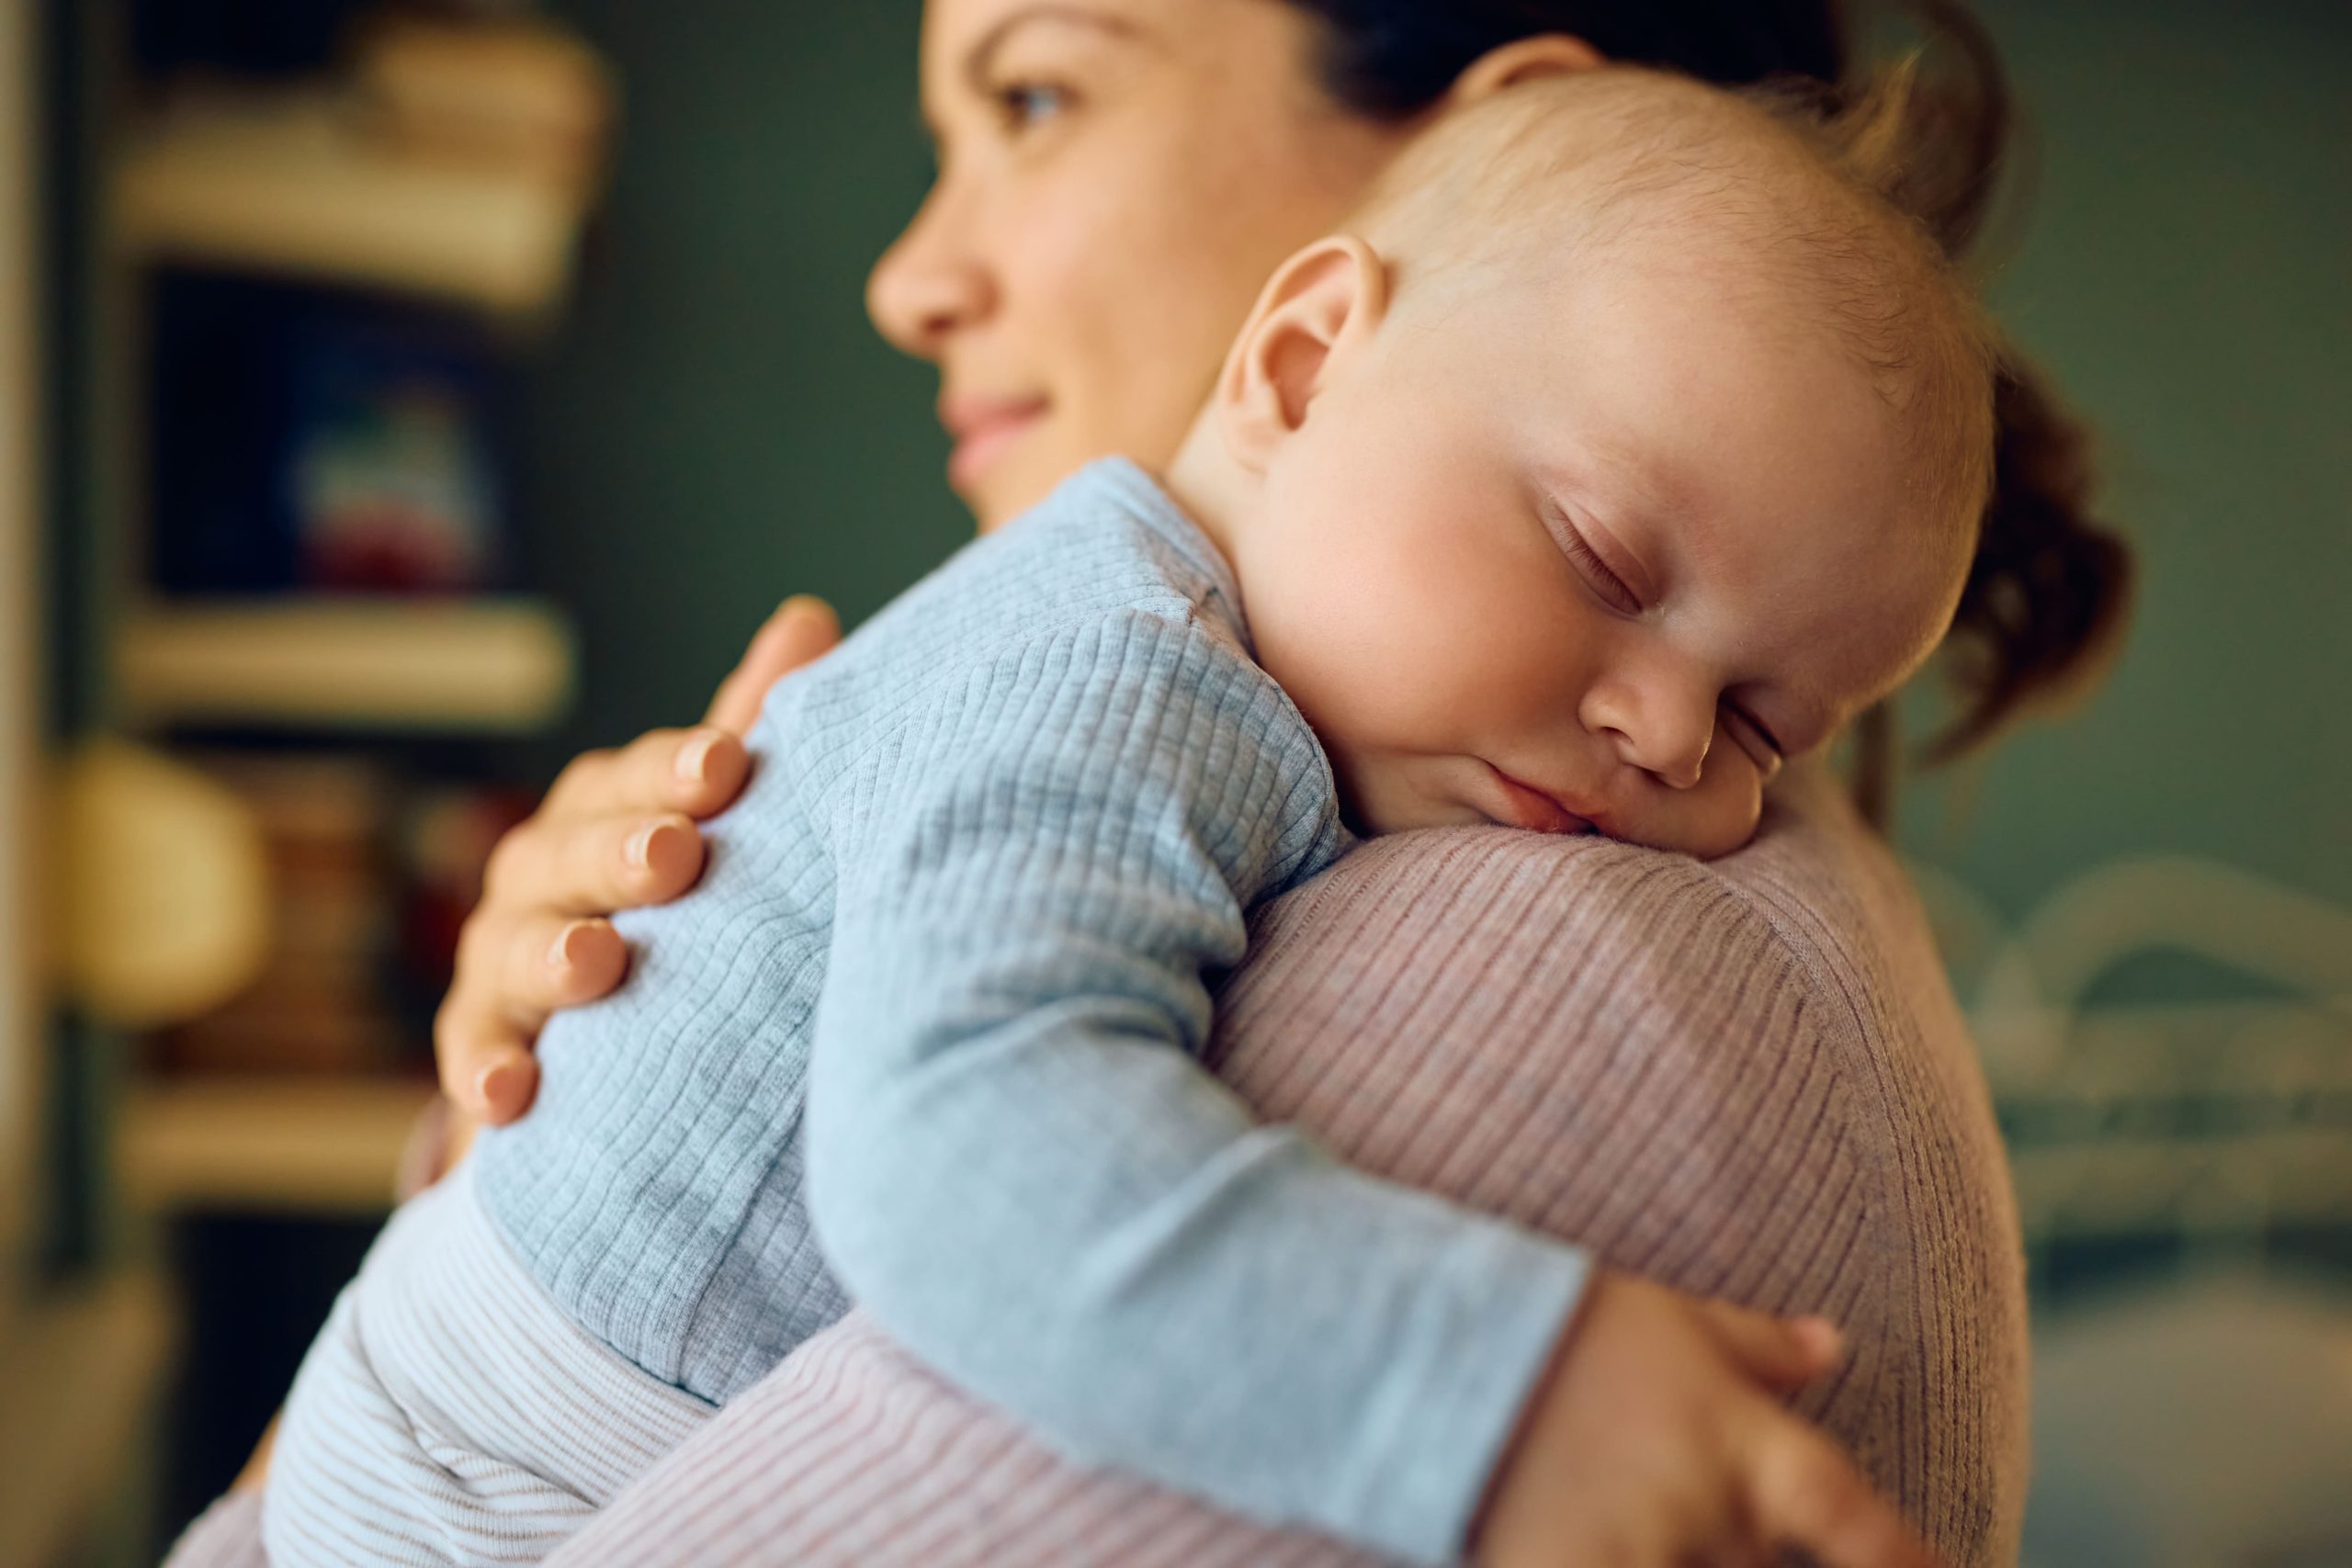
[263,1165,714,1568]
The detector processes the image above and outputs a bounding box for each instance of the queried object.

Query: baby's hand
[1473,1270,1937,1568]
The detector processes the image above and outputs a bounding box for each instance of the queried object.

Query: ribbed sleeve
[808,610,1587,1563]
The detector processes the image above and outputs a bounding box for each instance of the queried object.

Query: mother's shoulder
[1224,774,2024,1563]
[1248,760,1941,1071]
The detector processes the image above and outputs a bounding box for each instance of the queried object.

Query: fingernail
[548,920,589,971]
[626,820,662,870]
[674,730,720,785]
[476,1059,525,1114]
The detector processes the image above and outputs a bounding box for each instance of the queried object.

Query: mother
[187,0,2128,1563]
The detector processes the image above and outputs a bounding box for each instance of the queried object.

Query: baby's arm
[808,610,1587,1565]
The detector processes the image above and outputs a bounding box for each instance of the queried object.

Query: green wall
[1900,0,2350,919]
[517,0,960,755]
[520,0,2350,925]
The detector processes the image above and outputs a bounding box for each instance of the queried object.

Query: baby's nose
[1645,736,1708,790]
[1578,677,1714,789]
[1625,699,1716,789]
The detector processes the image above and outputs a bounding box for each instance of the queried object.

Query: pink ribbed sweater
[542,761,2029,1565]
[167,761,2027,1567]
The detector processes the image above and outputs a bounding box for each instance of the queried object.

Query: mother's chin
[544,761,2029,1568]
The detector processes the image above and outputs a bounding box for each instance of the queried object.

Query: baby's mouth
[1485,765,1600,836]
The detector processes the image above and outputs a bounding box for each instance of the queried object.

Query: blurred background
[0,1,2343,1563]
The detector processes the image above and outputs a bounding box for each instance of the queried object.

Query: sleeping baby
[263,65,1989,1568]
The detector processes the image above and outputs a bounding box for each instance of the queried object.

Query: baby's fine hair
[1352,66,1999,547]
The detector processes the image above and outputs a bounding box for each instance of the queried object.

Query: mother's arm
[540,780,2023,1567]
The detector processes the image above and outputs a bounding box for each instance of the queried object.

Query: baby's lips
[1489,766,1599,835]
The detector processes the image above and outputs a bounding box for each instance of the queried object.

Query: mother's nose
[866,187,994,360]
[1578,676,1713,790]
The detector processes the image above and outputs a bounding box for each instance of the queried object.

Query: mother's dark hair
[1283,0,2133,801]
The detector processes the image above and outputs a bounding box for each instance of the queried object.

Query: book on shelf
[148,271,514,597]
[147,756,536,1082]
[151,753,407,1077]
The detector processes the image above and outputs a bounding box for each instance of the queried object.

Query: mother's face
[867,0,1416,529]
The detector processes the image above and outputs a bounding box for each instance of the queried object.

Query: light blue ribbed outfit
[276,459,1590,1567]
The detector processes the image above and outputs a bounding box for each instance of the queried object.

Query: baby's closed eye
[1717,706,1784,784]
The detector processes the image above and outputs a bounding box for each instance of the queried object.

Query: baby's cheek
[1619,745,1766,860]
[1688,748,1768,859]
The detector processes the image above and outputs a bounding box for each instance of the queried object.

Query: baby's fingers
[1747,1418,1939,1568]
[1700,1299,1845,1393]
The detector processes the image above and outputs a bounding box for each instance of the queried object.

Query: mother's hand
[434,595,841,1135]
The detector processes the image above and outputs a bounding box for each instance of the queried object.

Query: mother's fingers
[540,726,750,824]
[706,595,842,734]
[435,915,625,1122]
[435,988,537,1122]
[482,809,705,917]
[426,595,842,1133]
[499,913,628,1023]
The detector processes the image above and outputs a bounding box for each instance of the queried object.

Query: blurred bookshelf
[36,2,615,1555]
[72,3,609,1218]
[0,4,145,1566]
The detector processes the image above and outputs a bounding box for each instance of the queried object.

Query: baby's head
[1167,67,1996,858]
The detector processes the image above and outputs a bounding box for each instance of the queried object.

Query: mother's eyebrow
[964,5,1148,92]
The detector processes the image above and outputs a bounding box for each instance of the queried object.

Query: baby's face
[1218,249,1969,858]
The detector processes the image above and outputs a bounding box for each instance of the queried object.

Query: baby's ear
[1215,235,1389,472]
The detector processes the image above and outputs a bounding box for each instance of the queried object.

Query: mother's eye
[992,79,1072,133]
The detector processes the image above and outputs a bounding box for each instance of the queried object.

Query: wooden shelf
[116,596,575,733]
[113,93,588,315]
[118,1076,438,1215]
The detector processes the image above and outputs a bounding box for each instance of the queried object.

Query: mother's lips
[939,393,1048,489]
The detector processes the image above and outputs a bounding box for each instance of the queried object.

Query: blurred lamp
[58,739,268,1027]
